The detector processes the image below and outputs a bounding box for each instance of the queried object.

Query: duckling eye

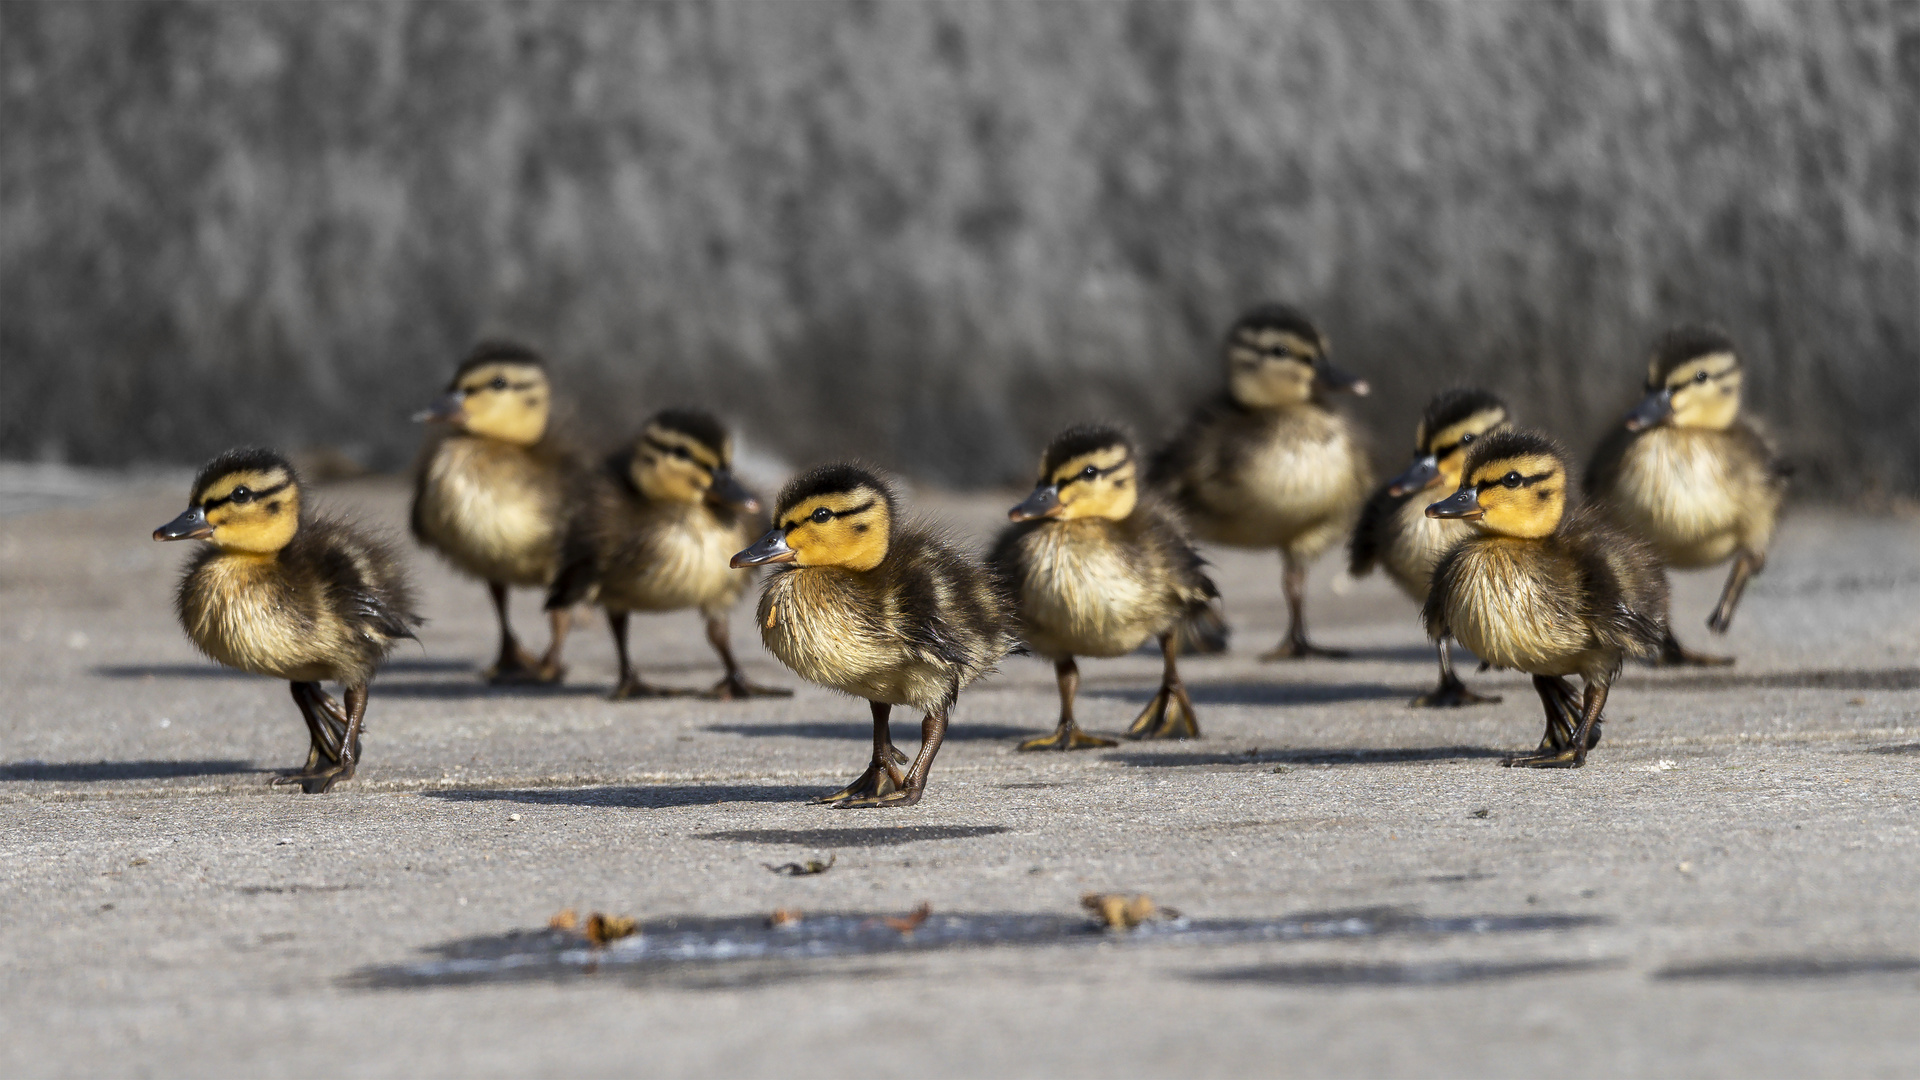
[488,376,508,391]
[1501,472,1523,489]
[1693,370,1710,383]
[1081,465,1099,480]
[810,506,832,524]
[1460,433,1476,446]
[229,486,254,504]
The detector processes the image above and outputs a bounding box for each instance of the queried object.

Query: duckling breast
[1609,428,1749,567]
[1439,540,1601,678]
[1010,522,1164,658]
[415,436,564,585]
[758,568,949,710]
[178,554,362,684]
[598,503,752,615]
[1192,409,1369,549]
[1381,496,1472,603]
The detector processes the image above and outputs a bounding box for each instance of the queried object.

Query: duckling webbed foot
[1260,637,1350,661]
[700,672,793,701]
[610,677,698,700]
[1128,638,1201,739]
[1412,640,1501,707]
[1262,559,1348,660]
[1020,721,1118,751]
[1656,630,1733,668]
[817,746,912,805]
[274,684,366,793]
[486,645,566,685]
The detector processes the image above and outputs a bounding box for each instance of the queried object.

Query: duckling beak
[1317,362,1371,396]
[731,528,795,568]
[707,468,761,514]
[1426,487,1484,520]
[1008,484,1062,522]
[153,505,213,542]
[412,391,466,424]
[1386,455,1442,497]
[1624,387,1673,431]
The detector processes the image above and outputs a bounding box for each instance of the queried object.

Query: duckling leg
[1706,550,1763,635]
[1020,657,1119,750]
[606,611,697,699]
[816,702,911,805]
[280,685,368,794]
[699,614,792,700]
[1410,638,1503,708]
[1506,675,1602,768]
[276,681,342,782]
[534,607,570,683]
[834,703,948,808]
[483,582,555,684]
[1126,635,1202,740]
[1260,554,1348,660]
[1657,629,1734,668]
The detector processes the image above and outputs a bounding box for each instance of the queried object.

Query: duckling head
[153,448,303,555]
[1387,388,1512,497]
[1623,326,1742,432]
[731,464,895,572]
[1223,303,1369,409]
[628,409,758,511]
[1008,425,1139,522]
[1426,429,1570,539]
[414,341,551,445]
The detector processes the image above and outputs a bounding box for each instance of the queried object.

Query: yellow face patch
[777,488,892,571]
[1659,351,1742,430]
[200,468,300,554]
[1046,446,1137,521]
[1463,454,1565,539]
[1421,408,1511,483]
[633,425,725,504]
[454,362,550,445]
[1228,331,1320,408]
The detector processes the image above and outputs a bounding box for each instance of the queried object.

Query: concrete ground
[2,472,1917,1078]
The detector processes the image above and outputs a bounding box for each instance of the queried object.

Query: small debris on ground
[584,913,637,946]
[768,908,803,928]
[879,902,932,935]
[548,908,578,932]
[1082,892,1168,930]
[763,854,835,876]
[1469,808,1491,819]
[1645,759,1679,772]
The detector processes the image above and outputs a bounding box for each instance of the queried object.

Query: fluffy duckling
[1151,303,1373,659]
[1423,430,1668,767]
[546,410,789,700]
[1585,327,1788,665]
[411,341,580,684]
[731,465,1015,808]
[991,426,1220,748]
[1350,388,1512,707]
[154,448,421,793]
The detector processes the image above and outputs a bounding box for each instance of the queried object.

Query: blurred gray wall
[4,1,1916,496]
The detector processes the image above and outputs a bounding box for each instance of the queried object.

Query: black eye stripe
[1056,460,1130,487]
[783,498,876,531]
[1474,470,1556,491]
[202,480,289,511]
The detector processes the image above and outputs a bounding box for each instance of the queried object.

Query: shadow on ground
[0,759,262,782]
[706,721,1036,742]
[1107,746,1509,768]
[1621,667,1920,692]
[1085,682,1407,707]
[426,784,823,808]
[699,825,1012,847]
[1193,957,1619,986]
[1654,956,1920,981]
[92,658,478,679]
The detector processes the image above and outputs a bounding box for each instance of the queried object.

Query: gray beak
[1387,455,1441,498]
[412,390,466,424]
[1008,484,1062,522]
[1624,387,1673,432]
[1318,361,1370,397]
[153,505,213,541]
[1425,487,1484,520]
[731,528,795,568]
[707,468,761,514]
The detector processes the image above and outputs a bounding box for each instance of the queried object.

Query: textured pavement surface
[2,474,1917,1078]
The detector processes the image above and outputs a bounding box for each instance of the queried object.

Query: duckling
[1350,388,1512,707]
[545,410,790,700]
[1585,326,1788,665]
[153,448,421,793]
[1423,430,1669,767]
[1151,303,1373,659]
[731,464,1015,808]
[991,425,1220,748]
[411,341,581,684]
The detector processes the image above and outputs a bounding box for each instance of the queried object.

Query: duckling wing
[544,468,623,611]
[304,520,424,643]
[1582,422,1639,501]
[1567,521,1668,659]
[1147,395,1244,501]
[1348,482,1414,578]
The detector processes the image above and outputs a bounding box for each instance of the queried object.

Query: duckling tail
[1169,601,1230,657]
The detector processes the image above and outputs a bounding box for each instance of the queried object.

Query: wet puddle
[352,906,1604,989]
